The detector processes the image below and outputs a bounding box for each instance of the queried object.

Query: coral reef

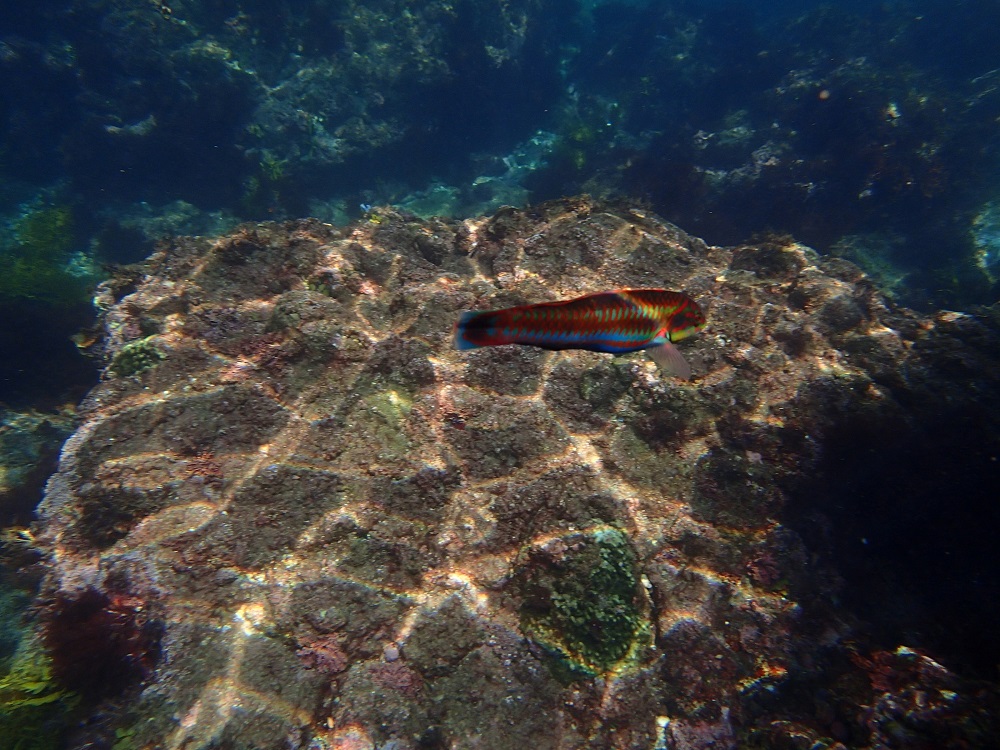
[32,199,1000,748]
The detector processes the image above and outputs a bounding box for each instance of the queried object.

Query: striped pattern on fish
[453,289,706,379]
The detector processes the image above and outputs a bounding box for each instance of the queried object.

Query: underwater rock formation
[0,408,73,526]
[33,199,1000,749]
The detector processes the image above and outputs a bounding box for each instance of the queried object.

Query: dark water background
[1,0,999,743]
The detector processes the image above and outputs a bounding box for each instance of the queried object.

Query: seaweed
[0,630,78,750]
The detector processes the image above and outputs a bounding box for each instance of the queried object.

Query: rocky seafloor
[31,198,1000,749]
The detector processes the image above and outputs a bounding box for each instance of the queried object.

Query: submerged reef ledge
[33,198,1000,749]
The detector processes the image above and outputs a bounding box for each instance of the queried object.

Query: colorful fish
[454,289,706,379]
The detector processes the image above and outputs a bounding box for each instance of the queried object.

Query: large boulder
[34,198,1000,749]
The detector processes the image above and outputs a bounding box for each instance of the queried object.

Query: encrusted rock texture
[34,198,1000,749]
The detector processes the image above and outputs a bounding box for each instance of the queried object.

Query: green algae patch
[109,337,165,377]
[0,631,77,750]
[516,526,650,681]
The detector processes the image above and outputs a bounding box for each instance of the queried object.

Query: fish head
[666,299,707,342]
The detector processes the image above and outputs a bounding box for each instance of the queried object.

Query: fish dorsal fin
[646,341,692,380]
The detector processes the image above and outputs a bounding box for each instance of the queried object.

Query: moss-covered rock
[108,337,165,377]
[517,526,650,679]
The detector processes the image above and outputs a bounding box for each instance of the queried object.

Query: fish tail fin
[454,310,505,350]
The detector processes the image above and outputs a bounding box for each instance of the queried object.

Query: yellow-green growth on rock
[0,631,77,750]
[109,337,165,377]
[517,526,650,681]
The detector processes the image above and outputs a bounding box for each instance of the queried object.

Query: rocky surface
[33,198,1000,749]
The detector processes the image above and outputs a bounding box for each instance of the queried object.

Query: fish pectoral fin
[646,341,692,380]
